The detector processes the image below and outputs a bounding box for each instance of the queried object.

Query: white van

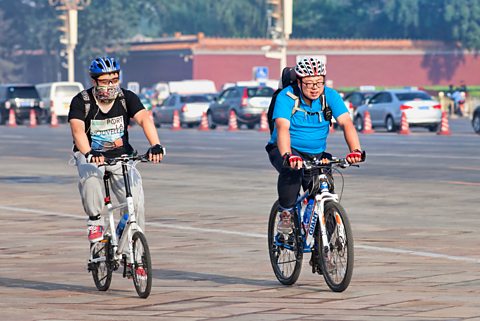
[36,81,84,122]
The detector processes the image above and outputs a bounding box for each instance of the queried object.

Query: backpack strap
[286,91,300,117]
[80,90,91,120]
[118,89,128,114]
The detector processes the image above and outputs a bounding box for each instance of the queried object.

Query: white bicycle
[87,153,153,298]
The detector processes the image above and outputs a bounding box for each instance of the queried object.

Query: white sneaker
[87,217,105,243]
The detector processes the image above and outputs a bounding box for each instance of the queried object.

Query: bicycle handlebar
[101,153,150,166]
[303,151,366,170]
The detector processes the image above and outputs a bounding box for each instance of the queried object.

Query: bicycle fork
[315,192,345,255]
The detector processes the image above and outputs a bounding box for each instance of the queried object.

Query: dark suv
[0,84,45,125]
[207,85,274,129]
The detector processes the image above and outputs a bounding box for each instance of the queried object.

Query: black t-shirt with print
[68,87,145,157]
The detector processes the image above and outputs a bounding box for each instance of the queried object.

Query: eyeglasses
[302,81,325,89]
[96,77,120,86]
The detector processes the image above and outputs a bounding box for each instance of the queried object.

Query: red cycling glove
[346,149,364,163]
[283,153,303,168]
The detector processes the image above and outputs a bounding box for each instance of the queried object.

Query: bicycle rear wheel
[89,236,113,291]
[131,231,152,298]
[268,200,303,285]
[318,201,354,292]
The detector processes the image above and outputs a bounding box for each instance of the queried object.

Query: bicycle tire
[131,231,152,298]
[268,200,303,285]
[318,201,354,292]
[90,236,113,291]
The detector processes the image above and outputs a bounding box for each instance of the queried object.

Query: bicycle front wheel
[89,236,113,291]
[268,200,303,285]
[131,231,152,298]
[318,201,354,292]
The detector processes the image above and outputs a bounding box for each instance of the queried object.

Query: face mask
[94,85,120,103]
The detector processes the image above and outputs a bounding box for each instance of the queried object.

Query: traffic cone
[29,109,37,128]
[50,111,59,128]
[398,111,410,135]
[171,109,181,131]
[7,108,17,127]
[437,111,452,136]
[198,111,209,131]
[227,109,238,132]
[361,111,375,134]
[258,111,269,132]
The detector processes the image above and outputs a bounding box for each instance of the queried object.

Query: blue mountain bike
[268,154,364,292]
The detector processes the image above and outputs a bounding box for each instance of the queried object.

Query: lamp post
[266,0,293,74]
[49,0,91,82]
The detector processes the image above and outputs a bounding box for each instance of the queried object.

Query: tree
[0,8,19,82]
[445,0,480,50]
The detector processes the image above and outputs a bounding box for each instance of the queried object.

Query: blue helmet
[89,56,120,77]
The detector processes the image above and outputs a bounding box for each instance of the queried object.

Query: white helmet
[295,57,326,78]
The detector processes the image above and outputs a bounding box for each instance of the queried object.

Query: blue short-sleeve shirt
[268,86,348,154]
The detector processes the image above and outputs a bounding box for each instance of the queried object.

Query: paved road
[0,119,479,321]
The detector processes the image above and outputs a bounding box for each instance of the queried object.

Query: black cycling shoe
[310,252,323,275]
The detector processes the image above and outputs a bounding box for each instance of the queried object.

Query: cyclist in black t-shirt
[68,56,165,243]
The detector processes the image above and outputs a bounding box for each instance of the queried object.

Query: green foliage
[445,0,480,50]
[0,8,18,82]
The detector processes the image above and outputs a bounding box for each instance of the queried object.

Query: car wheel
[428,123,439,132]
[0,111,4,125]
[354,116,363,132]
[153,115,161,128]
[207,112,217,129]
[473,112,480,134]
[385,116,396,132]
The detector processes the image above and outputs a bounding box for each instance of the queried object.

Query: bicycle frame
[89,160,143,267]
[293,162,348,254]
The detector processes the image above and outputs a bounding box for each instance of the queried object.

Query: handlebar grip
[360,150,367,162]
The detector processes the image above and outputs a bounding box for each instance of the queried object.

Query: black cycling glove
[148,144,166,156]
[84,150,103,163]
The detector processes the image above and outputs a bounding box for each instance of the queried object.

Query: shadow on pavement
[153,268,279,287]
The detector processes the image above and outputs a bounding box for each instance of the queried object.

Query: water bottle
[116,213,129,238]
[302,199,315,234]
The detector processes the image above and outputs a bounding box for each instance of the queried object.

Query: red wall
[327,54,480,88]
[193,53,480,90]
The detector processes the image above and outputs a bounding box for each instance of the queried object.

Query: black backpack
[267,67,332,135]
[267,67,300,134]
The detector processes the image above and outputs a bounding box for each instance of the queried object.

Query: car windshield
[247,87,274,97]
[395,92,432,101]
[7,87,39,99]
[56,86,81,97]
[180,95,211,103]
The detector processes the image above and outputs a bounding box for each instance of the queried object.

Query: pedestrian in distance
[68,56,165,243]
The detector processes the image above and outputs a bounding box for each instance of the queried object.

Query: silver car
[354,89,442,132]
[152,93,214,128]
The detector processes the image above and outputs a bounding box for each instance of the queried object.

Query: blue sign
[254,66,269,82]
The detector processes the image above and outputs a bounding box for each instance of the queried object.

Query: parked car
[207,85,274,129]
[343,90,378,117]
[354,89,442,132]
[138,94,153,111]
[152,93,214,128]
[36,81,84,123]
[472,106,480,134]
[0,84,45,125]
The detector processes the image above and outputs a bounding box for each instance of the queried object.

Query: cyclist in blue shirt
[266,57,363,234]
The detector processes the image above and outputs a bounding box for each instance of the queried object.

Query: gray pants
[75,152,145,231]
